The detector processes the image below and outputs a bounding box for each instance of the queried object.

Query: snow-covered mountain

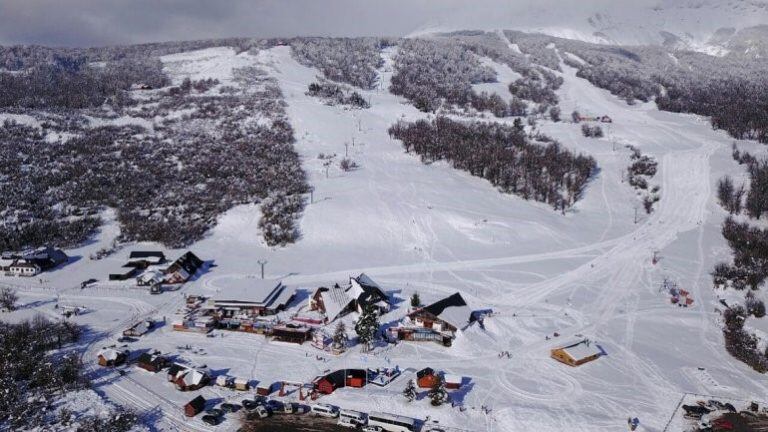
[408,0,768,55]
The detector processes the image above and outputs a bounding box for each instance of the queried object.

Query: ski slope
[2,42,765,432]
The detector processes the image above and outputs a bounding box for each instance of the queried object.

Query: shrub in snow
[259,192,305,247]
[0,60,309,250]
[390,38,497,113]
[339,158,358,172]
[291,37,387,89]
[428,375,449,406]
[581,124,603,138]
[0,287,18,311]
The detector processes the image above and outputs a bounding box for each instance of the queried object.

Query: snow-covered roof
[201,277,293,308]
[418,293,473,329]
[348,273,388,306]
[319,285,353,321]
[559,340,602,361]
[179,368,208,386]
[139,270,164,283]
[98,349,122,361]
[444,374,462,384]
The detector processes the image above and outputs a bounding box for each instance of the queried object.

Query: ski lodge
[164,251,203,284]
[393,292,486,346]
[202,277,296,320]
[550,339,604,366]
[308,273,390,322]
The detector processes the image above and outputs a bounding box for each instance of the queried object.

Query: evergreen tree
[332,321,347,349]
[403,378,417,402]
[410,292,421,308]
[428,374,449,406]
[354,304,379,352]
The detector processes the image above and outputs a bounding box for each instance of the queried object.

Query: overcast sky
[0,0,471,47]
[0,1,759,47]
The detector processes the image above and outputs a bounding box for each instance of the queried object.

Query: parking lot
[241,414,348,432]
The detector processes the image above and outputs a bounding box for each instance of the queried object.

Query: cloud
[0,0,762,47]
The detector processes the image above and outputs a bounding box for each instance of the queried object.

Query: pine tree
[410,292,421,308]
[403,378,417,402]
[354,303,379,352]
[428,374,449,406]
[332,321,347,350]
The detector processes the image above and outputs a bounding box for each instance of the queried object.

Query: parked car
[220,403,241,413]
[202,415,222,426]
[250,405,270,419]
[361,426,383,432]
[117,336,137,343]
[81,279,97,289]
[707,400,725,410]
[267,400,294,414]
[242,400,258,410]
[206,408,224,417]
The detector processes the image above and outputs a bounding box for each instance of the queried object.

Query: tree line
[388,117,597,211]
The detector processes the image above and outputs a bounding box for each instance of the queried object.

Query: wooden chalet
[167,363,185,382]
[550,339,604,367]
[308,273,390,322]
[164,251,203,284]
[173,367,210,391]
[123,320,154,337]
[394,293,481,346]
[97,349,127,367]
[184,395,206,417]
[137,352,167,372]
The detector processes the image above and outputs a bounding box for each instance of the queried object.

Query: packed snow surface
[2,43,767,432]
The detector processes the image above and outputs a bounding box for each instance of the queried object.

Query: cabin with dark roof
[126,251,166,268]
[393,293,483,346]
[164,251,203,284]
[137,352,168,372]
[313,370,347,395]
[184,395,206,417]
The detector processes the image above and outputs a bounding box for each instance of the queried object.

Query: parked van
[368,412,416,432]
[310,403,339,418]
[338,409,366,428]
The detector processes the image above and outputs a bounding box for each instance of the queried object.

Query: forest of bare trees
[388,117,596,211]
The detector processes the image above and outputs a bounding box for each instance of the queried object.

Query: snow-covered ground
[2,42,767,432]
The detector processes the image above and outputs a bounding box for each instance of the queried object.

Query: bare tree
[0,287,18,311]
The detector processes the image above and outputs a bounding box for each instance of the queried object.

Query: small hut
[416,367,438,388]
[184,395,206,417]
[97,349,127,367]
